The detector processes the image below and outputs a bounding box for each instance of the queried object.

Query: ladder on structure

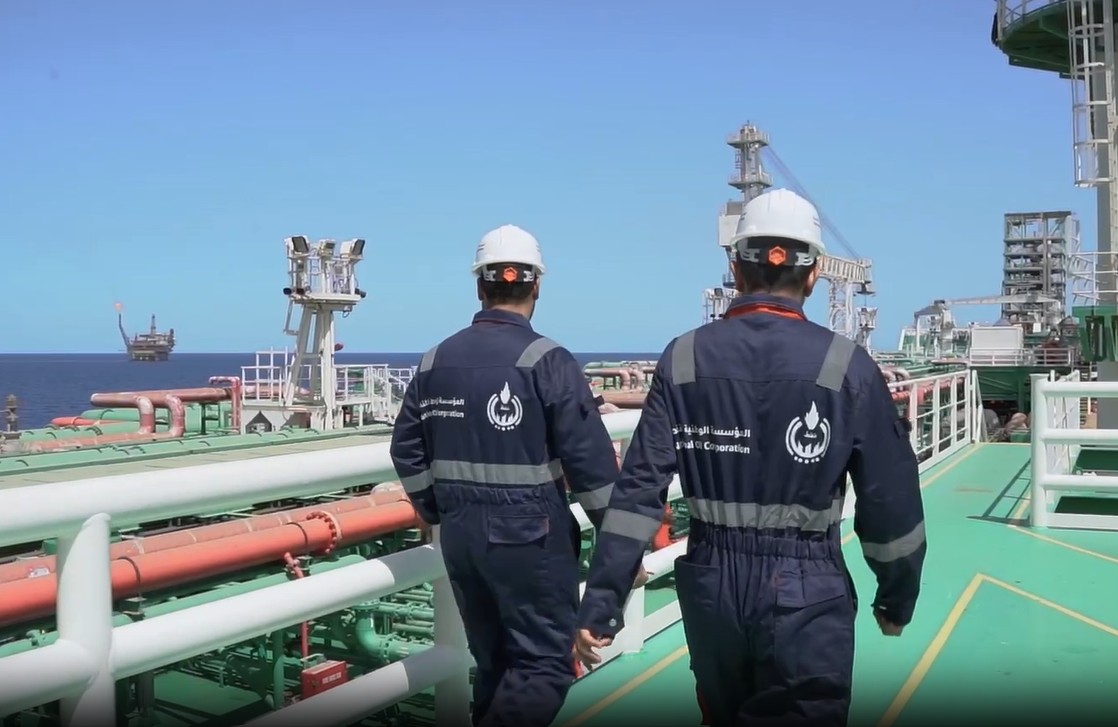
[1068,0,1118,307]
[1068,0,1117,188]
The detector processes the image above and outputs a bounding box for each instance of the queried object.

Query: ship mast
[279,236,368,430]
[706,123,877,348]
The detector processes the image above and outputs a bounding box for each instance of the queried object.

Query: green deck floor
[555,443,1118,726]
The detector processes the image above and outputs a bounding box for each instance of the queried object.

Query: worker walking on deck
[573,189,927,726]
[389,224,620,727]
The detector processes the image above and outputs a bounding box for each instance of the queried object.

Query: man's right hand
[574,629,613,672]
[874,611,904,636]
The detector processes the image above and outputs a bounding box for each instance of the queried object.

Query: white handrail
[841,369,979,521]
[1030,371,1118,530]
[0,411,645,724]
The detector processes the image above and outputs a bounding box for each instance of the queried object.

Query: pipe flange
[305,511,342,555]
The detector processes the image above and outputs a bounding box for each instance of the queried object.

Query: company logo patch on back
[487,382,523,431]
[785,402,831,464]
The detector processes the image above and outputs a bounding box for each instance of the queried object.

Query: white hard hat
[471,224,546,277]
[732,188,826,261]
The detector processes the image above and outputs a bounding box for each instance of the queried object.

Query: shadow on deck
[557,443,1118,726]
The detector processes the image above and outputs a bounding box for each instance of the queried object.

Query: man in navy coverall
[574,189,927,726]
[389,224,621,727]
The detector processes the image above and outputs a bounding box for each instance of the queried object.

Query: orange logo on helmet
[502,266,519,282]
[767,247,787,265]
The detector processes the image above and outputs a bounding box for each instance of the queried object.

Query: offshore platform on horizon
[115,302,175,362]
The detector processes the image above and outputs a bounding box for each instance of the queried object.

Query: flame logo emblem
[785,401,831,464]
[486,382,524,431]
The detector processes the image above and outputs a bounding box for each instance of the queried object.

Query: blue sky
[0,0,1095,353]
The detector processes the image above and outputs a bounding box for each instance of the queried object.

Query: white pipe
[0,641,94,716]
[57,514,114,727]
[643,537,688,577]
[1037,474,1118,490]
[0,412,646,548]
[0,445,398,548]
[245,646,467,727]
[1039,380,1118,396]
[1042,428,1118,443]
[111,545,443,678]
[431,526,470,724]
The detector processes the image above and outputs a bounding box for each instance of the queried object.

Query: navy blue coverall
[578,294,926,726]
[389,308,620,727]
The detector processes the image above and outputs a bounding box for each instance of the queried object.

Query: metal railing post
[932,378,942,453]
[431,526,471,725]
[618,586,646,654]
[907,384,918,452]
[950,374,959,444]
[1030,374,1050,528]
[966,371,977,443]
[57,513,114,727]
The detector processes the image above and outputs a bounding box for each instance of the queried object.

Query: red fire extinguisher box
[301,659,350,699]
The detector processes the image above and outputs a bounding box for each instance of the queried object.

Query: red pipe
[891,378,959,418]
[26,395,184,452]
[599,391,647,409]
[90,387,230,407]
[283,552,311,658]
[208,376,243,431]
[134,396,157,433]
[587,368,633,389]
[0,499,421,627]
[49,417,112,428]
[0,483,408,584]
[652,505,675,550]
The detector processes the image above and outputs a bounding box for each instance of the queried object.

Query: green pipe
[0,425,393,476]
[270,631,285,710]
[0,614,134,657]
[364,602,434,621]
[141,554,366,617]
[390,623,433,637]
[353,618,431,663]
[17,422,140,441]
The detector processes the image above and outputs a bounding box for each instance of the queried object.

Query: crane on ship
[705,123,877,349]
[908,293,1064,359]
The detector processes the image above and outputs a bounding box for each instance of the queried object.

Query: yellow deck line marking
[1005,486,1118,564]
[984,574,1118,637]
[560,645,689,727]
[1008,524,1118,565]
[879,572,1118,727]
[876,573,984,727]
[842,445,982,546]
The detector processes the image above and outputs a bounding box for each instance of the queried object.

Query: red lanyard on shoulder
[722,303,806,321]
